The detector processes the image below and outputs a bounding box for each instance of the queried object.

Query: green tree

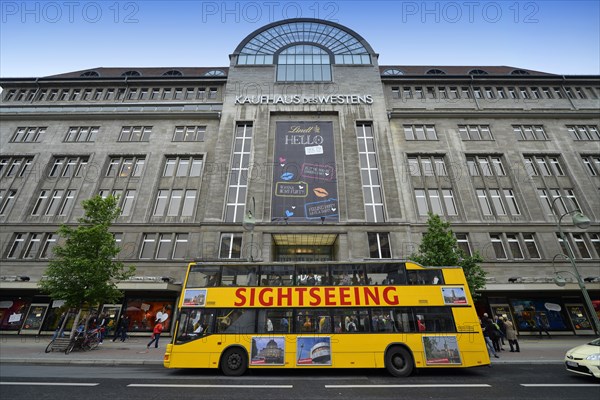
[40,195,135,335]
[410,213,486,299]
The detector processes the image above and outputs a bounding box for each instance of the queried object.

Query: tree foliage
[410,213,487,299]
[40,195,135,308]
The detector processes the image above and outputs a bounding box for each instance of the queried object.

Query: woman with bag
[146,320,164,350]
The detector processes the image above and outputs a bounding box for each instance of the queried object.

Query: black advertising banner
[272,121,338,222]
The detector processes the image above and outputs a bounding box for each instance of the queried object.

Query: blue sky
[1,0,598,77]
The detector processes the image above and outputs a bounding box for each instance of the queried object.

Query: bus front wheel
[220,347,248,376]
[385,346,414,377]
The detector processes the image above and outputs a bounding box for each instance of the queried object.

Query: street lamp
[243,197,256,261]
[550,196,599,335]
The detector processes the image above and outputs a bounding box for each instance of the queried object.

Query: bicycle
[64,328,101,354]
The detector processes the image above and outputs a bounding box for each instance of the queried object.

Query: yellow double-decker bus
[164,260,490,376]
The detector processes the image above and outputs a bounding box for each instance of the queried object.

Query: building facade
[1,19,599,336]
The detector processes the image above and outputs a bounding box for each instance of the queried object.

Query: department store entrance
[272,234,338,262]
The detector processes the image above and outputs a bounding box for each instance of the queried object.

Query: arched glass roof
[163,69,183,76]
[235,19,374,65]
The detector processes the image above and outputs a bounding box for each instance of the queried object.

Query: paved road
[0,363,598,400]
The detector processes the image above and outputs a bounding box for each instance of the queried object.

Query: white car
[564,337,600,379]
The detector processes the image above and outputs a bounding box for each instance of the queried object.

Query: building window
[6,232,56,259]
[490,233,541,260]
[0,156,34,178]
[567,125,600,141]
[31,189,77,216]
[173,233,189,259]
[455,233,472,256]
[105,156,145,178]
[118,126,152,142]
[513,125,548,141]
[219,233,242,259]
[523,155,565,176]
[537,188,581,215]
[139,233,188,260]
[152,189,197,217]
[557,233,593,260]
[0,190,17,215]
[356,123,385,222]
[98,189,135,217]
[590,233,600,257]
[6,233,26,258]
[224,124,253,222]
[407,155,447,176]
[490,234,507,259]
[523,233,541,259]
[11,127,46,143]
[466,155,505,176]
[276,44,332,82]
[404,125,437,140]
[48,156,89,178]
[581,155,600,176]
[64,126,99,142]
[140,234,157,259]
[368,233,391,259]
[172,126,206,142]
[476,188,520,216]
[458,125,493,141]
[414,188,458,216]
[163,156,203,177]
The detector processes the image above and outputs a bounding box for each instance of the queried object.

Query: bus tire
[220,347,248,376]
[385,346,414,377]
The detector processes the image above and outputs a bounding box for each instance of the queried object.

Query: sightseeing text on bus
[233,286,401,307]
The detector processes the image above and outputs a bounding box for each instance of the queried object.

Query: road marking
[128,384,293,388]
[0,382,99,387]
[325,384,491,388]
[521,384,600,387]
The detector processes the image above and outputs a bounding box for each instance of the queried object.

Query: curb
[1,358,563,366]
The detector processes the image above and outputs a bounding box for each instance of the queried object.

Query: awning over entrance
[272,234,338,246]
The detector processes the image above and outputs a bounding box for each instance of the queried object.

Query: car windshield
[589,338,600,346]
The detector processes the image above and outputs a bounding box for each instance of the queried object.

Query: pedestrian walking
[112,315,130,342]
[146,320,164,350]
[535,314,551,338]
[481,313,499,358]
[97,312,107,343]
[503,316,520,352]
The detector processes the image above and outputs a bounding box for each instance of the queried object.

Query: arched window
[382,69,404,76]
[510,69,530,75]
[80,71,99,77]
[276,45,331,82]
[163,70,183,76]
[426,69,446,75]
[235,20,373,67]
[468,69,488,75]
[204,70,226,77]
[121,70,141,77]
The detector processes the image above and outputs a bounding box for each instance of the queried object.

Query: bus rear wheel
[220,348,248,376]
[385,346,414,377]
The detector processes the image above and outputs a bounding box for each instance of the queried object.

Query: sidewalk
[0,334,596,366]
[0,335,164,365]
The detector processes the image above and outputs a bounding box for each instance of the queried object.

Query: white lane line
[325,384,491,388]
[128,384,293,388]
[521,384,600,387]
[0,382,99,387]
